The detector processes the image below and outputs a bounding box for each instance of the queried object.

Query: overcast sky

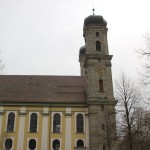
[0,0,150,80]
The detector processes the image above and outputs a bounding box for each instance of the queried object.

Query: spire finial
[92,8,95,15]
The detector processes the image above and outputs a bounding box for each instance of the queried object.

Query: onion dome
[84,15,107,27]
[79,46,86,56]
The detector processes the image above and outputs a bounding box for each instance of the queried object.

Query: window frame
[96,41,101,51]
[5,138,13,150]
[6,112,16,132]
[51,138,61,150]
[28,112,39,133]
[51,112,62,133]
[74,139,86,150]
[75,113,85,133]
[102,124,105,130]
[28,138,38,150]
[52,139,60,150]
[96,32,99,36]
[77,139,84,147]
[99,79,104,92]
[53,113,61,133]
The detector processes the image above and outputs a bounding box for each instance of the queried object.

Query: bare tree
[98,110,118,150]
[137,33,150,85]
[132,107,150,150]
[115,73,141,150]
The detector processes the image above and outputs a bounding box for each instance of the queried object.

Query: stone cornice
[87,97,117,105]
[85,54,113,60]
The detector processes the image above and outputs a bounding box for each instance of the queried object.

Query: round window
[5,138,13,149]
[29,139,36,149]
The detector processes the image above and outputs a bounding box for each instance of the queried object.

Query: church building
[0,12,117,150]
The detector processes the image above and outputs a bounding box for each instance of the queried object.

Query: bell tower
[79,12,117,150]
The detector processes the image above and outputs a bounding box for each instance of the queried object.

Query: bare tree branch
[115,73,141,150]
[137,33,150,85]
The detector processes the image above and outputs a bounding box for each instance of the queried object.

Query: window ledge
[75,132,85,134]
[52,132,62,134]
[5,131,15,133]
[74,147,87,150]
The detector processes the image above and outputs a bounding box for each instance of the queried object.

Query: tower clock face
[96,66,105,76]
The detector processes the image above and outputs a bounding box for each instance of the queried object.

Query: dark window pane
[53,113,61,133]
[77,140,84,147]
[30,113,37,132]
[5,138,13,149]
[96,41,101,51]
[77,114,84,133]
[53,139,60,150]
[7,113,15,132]
[96,32,99,36]
[29,139,36,150]
[99,79,103,92]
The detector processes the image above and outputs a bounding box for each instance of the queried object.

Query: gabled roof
[0,75,87,104]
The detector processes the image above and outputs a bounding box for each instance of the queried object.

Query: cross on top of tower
[92,8,95,15]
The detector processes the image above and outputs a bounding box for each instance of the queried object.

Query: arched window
[99,79,104,92]
[53,113,61,133]
[96,41,101,51]
[77,139,84,147]
[53,139,60,150]
[76,114,84,133]
[5,138,13,149]
[29,139,36,150]
[7,112,15,132]
[30,113,37,132]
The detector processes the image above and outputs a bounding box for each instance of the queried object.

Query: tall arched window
[29,139,36,150]
[53,113,61,133]
[7,112,15,132]
[99,79,104,92]
[76,114,84,133]
[77,139,84,147]
[30,113,37,132]
[53,139,60,150]
[5,138,13,149]
[96,41,101,51]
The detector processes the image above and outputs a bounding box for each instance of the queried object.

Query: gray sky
[0,0,150,80]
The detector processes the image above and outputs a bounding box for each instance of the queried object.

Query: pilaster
[0,107,4,137]
[65,107,72,150]
[41,107,49,150]
[17,107,26,150]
